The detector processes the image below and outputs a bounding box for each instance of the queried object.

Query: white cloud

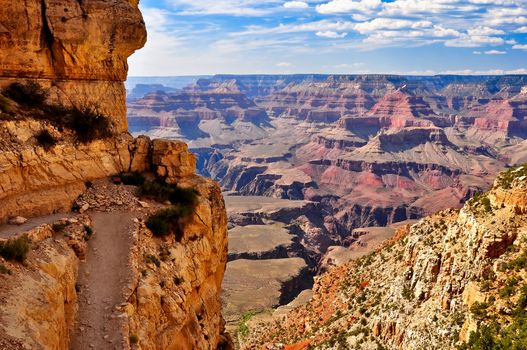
[484,50,507,55]
[446,35,505,47]
[316,0,381,15]
[513,44,527,50]
[316,30,348,38]
[473,50,507,55]
[441,68,527,75]
[516,26,527,33]
[353,18,432,33]
[276,62,293,67]
[467,27,505,36]
[283,1,309,9]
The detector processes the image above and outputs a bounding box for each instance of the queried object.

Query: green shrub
[402,284,414,301]
[0,94,12,113]
[470,301,489,321]
[2,81,113,143]
[83,225,93,240]
[138,180,173,202]
[0,264,11,275]
[173,275,184,285]
[499,277,519,298]
[237,311,257,338]
[506,252,527,271]
[129,334,139,344]
[3,81,48,108]
[496,164,527,190]
[146,212,171,237]
[0,236,31,263]
[146,206,194,241]
[168,187,199,207]
[481,197,492,213]
[460,308,527,350]
[35,130,57,149]
[68,107,112,143]
[145,254,161,268]
[52,222,69,233]
[43,105,113,143]
[138,180,198,207]
[118,172,146,186]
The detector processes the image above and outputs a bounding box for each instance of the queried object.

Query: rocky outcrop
[0,0,147,132]
[124,176,230,350]
[0,121,196,223]
[0,224,81,349]
[0,2,232,349]
[240,164,527,350]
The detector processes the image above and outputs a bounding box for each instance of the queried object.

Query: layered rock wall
[125,176,229,350]
[0,226,79,350]
[0,121,196,223]
[0,0,146,131]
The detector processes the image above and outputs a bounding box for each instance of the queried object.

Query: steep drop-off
[0,2,231,349]
[241,165,527,350]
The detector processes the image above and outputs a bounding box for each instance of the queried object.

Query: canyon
[240,163,527,350]
[0,1,230,349]
[0,1,526,348]
[127,74,527,332]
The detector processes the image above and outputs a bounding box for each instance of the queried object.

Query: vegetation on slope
[0,236,30,263]
[115,174,200,241]
[240,164,527,350]
[1,81,113,143]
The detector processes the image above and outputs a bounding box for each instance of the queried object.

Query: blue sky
[128,0,527,76]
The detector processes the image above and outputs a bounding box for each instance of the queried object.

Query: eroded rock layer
[0,0,146,131]
[240,165,527,350]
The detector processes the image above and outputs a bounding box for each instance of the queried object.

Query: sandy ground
[70,212,134,350]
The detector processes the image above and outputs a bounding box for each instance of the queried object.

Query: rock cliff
[240,164,527,350]
[0,2,231,349]
[0,225,79,350]
[0,0,146,132]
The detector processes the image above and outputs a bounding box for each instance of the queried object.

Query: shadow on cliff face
[2,81,113,143]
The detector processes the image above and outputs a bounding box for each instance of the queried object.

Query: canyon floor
[126,74,527,341]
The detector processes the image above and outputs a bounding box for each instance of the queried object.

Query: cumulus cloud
[316,0,381,15]
[445,35,505,47]
[513,44,527,50]
[132,0,527,74]
[283,1,309,9]
[353,18,432,33]
[316,30,348,38]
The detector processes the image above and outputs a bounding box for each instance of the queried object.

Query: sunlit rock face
[0,0,147,132]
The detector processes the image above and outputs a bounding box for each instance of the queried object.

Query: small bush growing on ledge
[146,204,196,241]
[52,222,69,233]
[145,254,161,268]
[139,180,198,207]
[0,235,30,263]
[68,107,113,143]
[117,172,146,186]
[129,334,139,344]
[0,264,11,275]
[1,81,114,143]
[3,81,48,108]
[0,94,12,113]
[35,130,57,150]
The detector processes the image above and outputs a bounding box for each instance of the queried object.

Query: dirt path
[71,212,134,350]
[0,213,72,239]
